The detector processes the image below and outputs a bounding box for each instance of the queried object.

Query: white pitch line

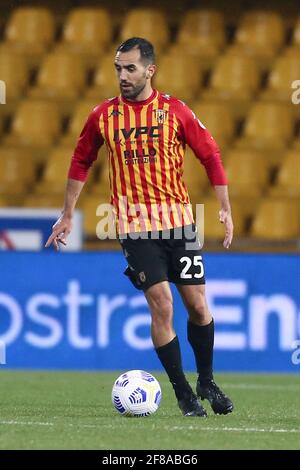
[0,420,300,434]
[221,383,300,391]
[165,426,300,434]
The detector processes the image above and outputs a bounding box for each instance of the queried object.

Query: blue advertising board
[0,252,300,372]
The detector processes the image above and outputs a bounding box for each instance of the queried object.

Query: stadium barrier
[0,252,299,372]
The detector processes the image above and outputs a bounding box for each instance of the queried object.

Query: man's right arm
[45,178,85,250]
[45,105,104,250]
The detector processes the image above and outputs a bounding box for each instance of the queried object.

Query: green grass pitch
[0,370,299,450]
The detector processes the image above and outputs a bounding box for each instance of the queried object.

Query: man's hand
[45,215,73,251]
[219,208,233,249]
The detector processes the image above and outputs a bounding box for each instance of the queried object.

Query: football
[112,370,162,417]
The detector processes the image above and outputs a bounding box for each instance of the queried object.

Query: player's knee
[150,294,173,327]
[187,293,208,322]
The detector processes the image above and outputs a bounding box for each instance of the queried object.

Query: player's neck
[126,85,154,103]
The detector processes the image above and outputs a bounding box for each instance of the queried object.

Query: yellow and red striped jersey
[69,89,227,234]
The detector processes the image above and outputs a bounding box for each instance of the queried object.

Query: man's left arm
[214,185,233,249]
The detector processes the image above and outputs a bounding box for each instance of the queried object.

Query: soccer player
[45,37,234,417]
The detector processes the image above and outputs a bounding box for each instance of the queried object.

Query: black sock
[187,319,214,384]
[155,336,190,400]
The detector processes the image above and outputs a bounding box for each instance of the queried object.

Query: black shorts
[118,224,206,291]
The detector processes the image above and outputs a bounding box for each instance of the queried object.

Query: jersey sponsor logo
[153,109,168,124]
[123,148,157,165]
[113,126,162,142]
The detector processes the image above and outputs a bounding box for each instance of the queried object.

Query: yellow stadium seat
[229,11,285,71]
[81,192,116,239]
[176,9,225,69]
[3,7,55,68]
[57,8,113,68]
[119,9,169,53]
[155,54,202,103]
[29,51,86,116]
[0,51,28,101]
[183,147,209,205]
[235,102,294,166]
[0,196,6,207]
[291,16,300,46]
[191,102,235,152]
[225,149,269,216]
[4,100,62,162]
[201,54,260,120]
[0,148,36,204]
[36,145,96,195]
[260,54,300,118]
[251,198,300,240]
[225,149,269,196]
[269,150,300,198]
[34,146,75,195]
[23,193,64,209]
[0,49,29,119]
[196,197,245,240]
[85,56,120,100]
[61,99,100,146]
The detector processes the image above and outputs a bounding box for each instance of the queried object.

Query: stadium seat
[201,54,260,120]
[81,191,116,239]
[3,100,62,162]
[176,9,226,69]
[0,51,29,112]
[225,149,269,196]
[61,99,100,146]
[234,102,294,166]
[155,54,202,103]
[57,8,113,68]
[251,198,300,240]
[0,51,27,121]
[0,147,36,204]
[196,197,245,240]
[291,15,300,46]
[229,11,285,71]
[269,150,300,198]
[3,7,55,68]
[23,193,64,209]
[191,102,235,152]
[29,51,86,116]
[34,146,75,195]
[119,9,169,53]
[224,149,269,216]
[260,54,300,118]
[183,147,209,205]
[85,56,120,100]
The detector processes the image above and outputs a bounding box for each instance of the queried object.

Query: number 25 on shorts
[180,255,204,279]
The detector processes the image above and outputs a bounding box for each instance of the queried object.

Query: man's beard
[120,82,146,100]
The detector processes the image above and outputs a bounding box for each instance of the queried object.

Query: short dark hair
[116,37,155,65]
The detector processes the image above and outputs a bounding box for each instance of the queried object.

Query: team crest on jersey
[139,271,146,283]
[153,109,168,124]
